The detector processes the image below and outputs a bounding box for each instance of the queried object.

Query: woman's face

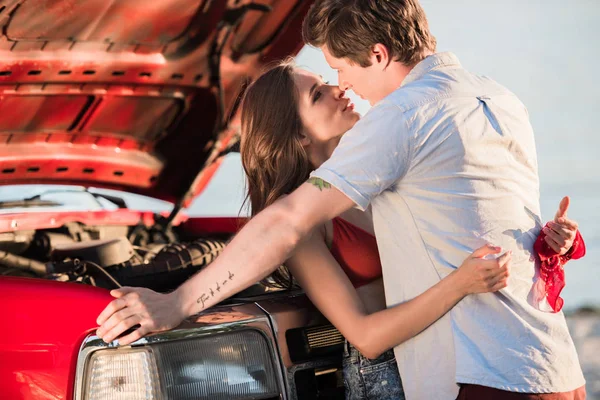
[293,69,360,152]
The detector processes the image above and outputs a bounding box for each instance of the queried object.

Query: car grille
[305,325,344,349]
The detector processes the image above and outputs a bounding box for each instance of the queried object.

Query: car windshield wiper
[0,188,129,210]
[0,198,63,209]
[23,188,127,209]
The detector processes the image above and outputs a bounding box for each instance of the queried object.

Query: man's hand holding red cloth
[533,196,586,312]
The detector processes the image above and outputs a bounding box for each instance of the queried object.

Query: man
[97,1,585,398]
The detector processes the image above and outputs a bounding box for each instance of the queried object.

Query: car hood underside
[0,0,313,206]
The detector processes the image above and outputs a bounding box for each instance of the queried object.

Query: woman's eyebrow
[308,76,325,99]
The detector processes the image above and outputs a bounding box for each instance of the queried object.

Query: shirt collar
[401,52,462,87]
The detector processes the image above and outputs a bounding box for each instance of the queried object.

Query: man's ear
[371,43,390,70]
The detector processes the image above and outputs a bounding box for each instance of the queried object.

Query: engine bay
[0,219,227,292]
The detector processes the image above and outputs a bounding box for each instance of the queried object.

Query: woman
[239,60,580,400]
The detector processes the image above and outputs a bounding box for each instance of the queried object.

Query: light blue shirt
[312,52,584,399]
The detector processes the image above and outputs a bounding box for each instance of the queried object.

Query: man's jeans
[343,341,405,400]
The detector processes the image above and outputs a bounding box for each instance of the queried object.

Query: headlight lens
[86,348,159,400]
[83,330,280,400]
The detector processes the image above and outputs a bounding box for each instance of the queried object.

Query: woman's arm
[286,231,510,360]
[95,183,355,345]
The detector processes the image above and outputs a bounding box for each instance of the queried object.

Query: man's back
[312,52,584,399]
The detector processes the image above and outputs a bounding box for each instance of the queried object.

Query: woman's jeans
[342,340,405,400]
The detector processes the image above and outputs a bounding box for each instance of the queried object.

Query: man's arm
[96,179,354,345]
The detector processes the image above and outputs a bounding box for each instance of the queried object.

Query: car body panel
[0,209,188,233]
[0,277,113,400]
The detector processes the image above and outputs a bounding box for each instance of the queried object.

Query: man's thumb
[554,196,570,221]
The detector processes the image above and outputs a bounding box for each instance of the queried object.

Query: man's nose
[332,85,346,99]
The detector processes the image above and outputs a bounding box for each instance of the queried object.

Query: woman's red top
[329,217,382,288]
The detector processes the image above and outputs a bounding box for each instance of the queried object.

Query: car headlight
[86,348,160,399]
[82,330,280,400]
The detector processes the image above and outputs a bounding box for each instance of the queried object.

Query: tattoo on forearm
[196,271,236,308]
[308,177,331,191]
[197,293,209,309]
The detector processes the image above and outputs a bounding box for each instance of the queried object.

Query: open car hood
[0,0,313,207]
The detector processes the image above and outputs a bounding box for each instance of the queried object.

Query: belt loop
[343,339,351,357]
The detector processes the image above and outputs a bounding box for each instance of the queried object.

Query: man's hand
[96,287,185,346]
[543,196,579,255]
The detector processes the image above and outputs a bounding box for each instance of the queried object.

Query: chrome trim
[256,292,327,368]
[255,293,342,400]
[74,302,286,400]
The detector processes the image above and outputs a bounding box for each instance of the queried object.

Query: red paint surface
[0,0,313,203]
[0,277,112,400]
[0,209,188,234]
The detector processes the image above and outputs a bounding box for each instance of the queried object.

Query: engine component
[0,230,35,255]
[153,239,226,270]
[28,232,75,259]
[0,250,46,275]
[111,238,226,292]
[51,237,134,266]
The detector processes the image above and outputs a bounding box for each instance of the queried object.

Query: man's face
[322,45,383,105]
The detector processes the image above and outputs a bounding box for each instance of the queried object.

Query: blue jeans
[342,340,405,400]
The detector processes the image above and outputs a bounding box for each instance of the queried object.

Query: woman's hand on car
[95,287,185,346]
[454,244,511,296]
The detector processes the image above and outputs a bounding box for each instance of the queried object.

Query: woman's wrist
[446,268,471,298]
[171,286,193,320]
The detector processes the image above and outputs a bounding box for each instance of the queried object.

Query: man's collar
[401,52,462,87]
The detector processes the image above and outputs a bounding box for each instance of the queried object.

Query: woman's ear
[299,132,311,147]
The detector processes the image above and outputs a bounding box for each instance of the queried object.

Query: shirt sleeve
[310,101,412,211]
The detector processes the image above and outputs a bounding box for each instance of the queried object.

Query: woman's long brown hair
[240,60,312,289]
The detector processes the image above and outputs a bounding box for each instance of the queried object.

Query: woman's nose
[332,85,345,99]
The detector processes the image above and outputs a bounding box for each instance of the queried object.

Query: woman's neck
[307,137,341,169]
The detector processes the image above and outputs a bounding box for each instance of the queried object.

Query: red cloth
[329,217,382,287]
[533,225,586,312]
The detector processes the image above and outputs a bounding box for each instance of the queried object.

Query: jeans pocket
[360,358,405,400]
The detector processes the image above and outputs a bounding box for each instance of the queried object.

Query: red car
[0,1,344,399]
